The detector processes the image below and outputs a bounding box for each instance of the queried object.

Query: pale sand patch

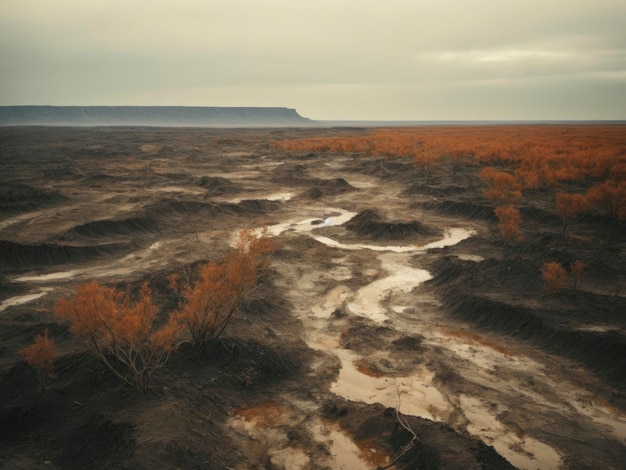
[0,289,52,312]
[461,395,562,470]
[331,349,453,422]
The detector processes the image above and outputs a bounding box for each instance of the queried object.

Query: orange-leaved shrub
[541,262,569,294]
[555,192,588,236]
[479,167,522,205]
[587,179,626,221]
[55,281,181,391]
[494,205,523,242]
[20,328,57,392]
[169,229,276,344]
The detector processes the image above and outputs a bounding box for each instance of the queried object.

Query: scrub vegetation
[1,126,624,469]
[273,125,626,225]
[53,229,275,391]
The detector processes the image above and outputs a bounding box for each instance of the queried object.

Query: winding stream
[7,203,625,468]
[256,208,569,469]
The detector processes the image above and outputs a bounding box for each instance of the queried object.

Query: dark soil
[345,209,439,240]
[1,126,625,469]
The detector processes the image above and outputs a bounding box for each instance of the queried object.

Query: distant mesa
[0,106,315,127]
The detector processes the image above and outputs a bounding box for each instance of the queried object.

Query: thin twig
[379,385,419,470]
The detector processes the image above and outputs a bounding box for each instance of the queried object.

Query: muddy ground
[0,126,625,469]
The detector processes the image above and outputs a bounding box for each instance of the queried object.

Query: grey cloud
[1,0,625,119]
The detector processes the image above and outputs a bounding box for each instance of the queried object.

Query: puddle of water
[232,402,307,469]
[15,270,81,282]
[228,192,294,203]
[265,192,294,201]
[457,254,485,262]
[276,210,575,467]
[346,253,432,323]
[249,210,358,241]
[354,437,391,468]
[231,400,372,470]
[310,421,381,470]
[313,236,420,253]
[313,227,475,253]
[422,228,476,249]
[460,395,563,470]
[255,211,474,257]
[288,211,359,234]
[346,180,378,189]
[149,185,206,195]
[331,349,452,422]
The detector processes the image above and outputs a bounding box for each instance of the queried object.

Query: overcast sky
[1,0,625,120]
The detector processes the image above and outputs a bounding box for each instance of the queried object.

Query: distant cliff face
[0,106,315,127]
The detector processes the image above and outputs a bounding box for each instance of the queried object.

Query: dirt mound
[312,177,355,193]
[389,335,424,352]
[348,160,416,180]
[340,321,396,354]
[403,183,469,197]
[166,337,302,393]
[66,216,158,238]
[58,416,135,470]
[421,200,498,222]
[302,187,323,199]
[429,254,626,388]
[0,183,67,214]
[196,176,240,195]
[297,179,356,199]
[442,293,626,389]
[146,199,230,217]
[344,209,439,240]
[0,240,128,270]
[431,255,543,297]
[271,163,309,180]
[272,170,356,195]
[326,400,515,470]
[146,198,279,219]
[236,199,281,214]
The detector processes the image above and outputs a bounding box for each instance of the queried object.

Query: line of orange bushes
[272,125,626,223]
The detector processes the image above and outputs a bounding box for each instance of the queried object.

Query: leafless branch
[378,385,419,470]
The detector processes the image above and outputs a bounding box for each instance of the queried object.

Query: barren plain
[1,126,625,469]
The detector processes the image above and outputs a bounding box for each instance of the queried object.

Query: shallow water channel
[232,208,626,469]
[8,202,624,468]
